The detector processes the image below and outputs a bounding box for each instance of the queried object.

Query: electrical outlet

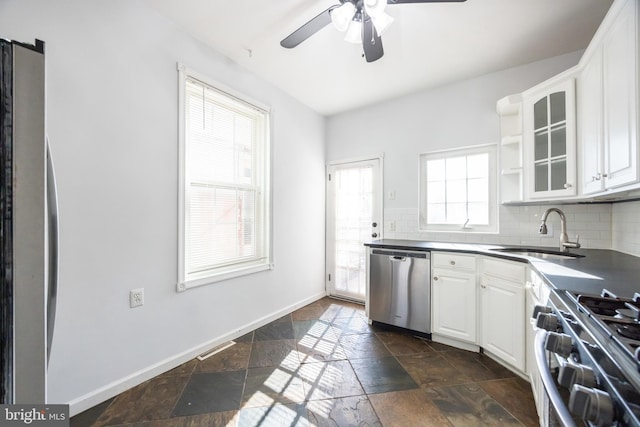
[130,288,144,308]
[389,221,396,232]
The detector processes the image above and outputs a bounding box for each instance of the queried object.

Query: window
[177,64,271,291]
[419,144,497,232]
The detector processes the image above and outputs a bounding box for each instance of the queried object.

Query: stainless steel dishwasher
[369,249,431,334]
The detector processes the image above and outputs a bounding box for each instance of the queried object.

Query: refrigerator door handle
[46,137,59,365]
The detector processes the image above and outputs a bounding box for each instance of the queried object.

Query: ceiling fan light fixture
[371,12,394,35]
[331,2,356,32]
[344,19,363,44]
[363,0,387,17]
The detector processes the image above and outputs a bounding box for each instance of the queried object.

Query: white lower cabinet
[431,253,528,373]
[432,267,477,343]
[431,252,477,345]
[480,257,526,372]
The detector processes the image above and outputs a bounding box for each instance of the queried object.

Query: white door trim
[326,155,384,302]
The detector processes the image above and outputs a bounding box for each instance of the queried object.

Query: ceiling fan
[280,0,467,63]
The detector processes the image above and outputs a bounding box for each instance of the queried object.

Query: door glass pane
[535,163,548,192]
[333,166,373,299]
[535,131,548,161]
[550,125,566,157]
[534,98,548,129]
[549,92,566,124]
[551,159,567,190]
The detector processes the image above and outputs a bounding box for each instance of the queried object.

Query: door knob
[372,233,378,238]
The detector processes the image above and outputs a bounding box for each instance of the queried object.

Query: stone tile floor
[71,297,538,426]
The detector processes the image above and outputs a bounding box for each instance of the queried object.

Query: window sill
[177,262,274,292]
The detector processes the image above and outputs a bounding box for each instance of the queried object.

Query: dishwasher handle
[371,249,430,259]
[390,256,406,261]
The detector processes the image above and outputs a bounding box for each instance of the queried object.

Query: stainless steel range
[534,288,640,426]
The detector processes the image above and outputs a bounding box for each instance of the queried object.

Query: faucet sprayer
[539,207,581,253]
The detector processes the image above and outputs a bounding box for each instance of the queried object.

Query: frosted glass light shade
[344,20,362,44]
[364,0,387,17]
[371,12,394,35]
[331,2,356,32]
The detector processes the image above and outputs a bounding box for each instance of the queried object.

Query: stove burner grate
[617,324,640,341]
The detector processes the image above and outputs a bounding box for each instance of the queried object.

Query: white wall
[0,0,326,413]
[326,51,615,248]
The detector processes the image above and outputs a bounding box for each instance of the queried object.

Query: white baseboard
[67,291,327,417]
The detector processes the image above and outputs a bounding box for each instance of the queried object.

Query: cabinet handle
[450,260,456,266]
[433,276,439,281]
[480,284,487,289]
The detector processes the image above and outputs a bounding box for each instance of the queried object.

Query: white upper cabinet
[523,76,577,200]
[499,0,640,202]
[579,45,605,195]
[602,0,638,189]
[580,0,638,195]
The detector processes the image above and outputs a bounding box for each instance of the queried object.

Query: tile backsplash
[612,200,640,257]
[383,204,613,250]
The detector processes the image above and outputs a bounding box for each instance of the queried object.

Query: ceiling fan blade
[362,18,383,63]
[387,0,466,3]
[280,6,338,48]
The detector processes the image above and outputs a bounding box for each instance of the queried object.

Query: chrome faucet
[539,207,581,252]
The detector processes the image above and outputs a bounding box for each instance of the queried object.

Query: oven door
[534,329,579,427]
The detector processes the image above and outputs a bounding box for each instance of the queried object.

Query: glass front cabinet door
[523,78,576,199]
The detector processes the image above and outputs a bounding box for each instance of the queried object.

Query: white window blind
[178,65,271,290]
[419,145,497,233]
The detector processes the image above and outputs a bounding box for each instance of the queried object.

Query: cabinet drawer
[433,252,476,271]
[482,257,525,283]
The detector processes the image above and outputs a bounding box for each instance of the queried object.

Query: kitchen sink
[489,247,585,260]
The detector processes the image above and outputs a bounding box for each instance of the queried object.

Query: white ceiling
[142,0,613,116]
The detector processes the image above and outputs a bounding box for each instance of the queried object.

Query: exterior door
[326,158,382,302]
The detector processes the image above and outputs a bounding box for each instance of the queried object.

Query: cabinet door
[432,268,476,343]
[480,276,525,371]
[603,0,638,189]
[579,46,605,195]
[524,78,577,199]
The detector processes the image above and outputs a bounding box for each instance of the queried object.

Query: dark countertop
[365,239,640,299]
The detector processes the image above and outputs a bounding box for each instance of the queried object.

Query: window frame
[419,144,498,233]
[177,63,272,291]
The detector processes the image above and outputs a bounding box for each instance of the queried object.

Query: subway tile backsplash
[612,200,640,257]
[384,204,613,250]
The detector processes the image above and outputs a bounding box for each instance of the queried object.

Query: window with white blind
[177,64,271,291]
[419,144,497,233]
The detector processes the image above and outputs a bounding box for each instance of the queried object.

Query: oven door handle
[535,330,577,427]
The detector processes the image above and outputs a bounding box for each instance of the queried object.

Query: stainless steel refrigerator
[0,38,58,404]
